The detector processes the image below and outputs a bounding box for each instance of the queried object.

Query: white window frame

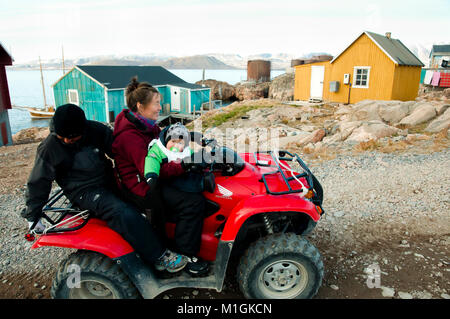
[353,66,371,89]
[68,89,79,106]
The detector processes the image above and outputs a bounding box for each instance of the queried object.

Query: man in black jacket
[23,104,187,273]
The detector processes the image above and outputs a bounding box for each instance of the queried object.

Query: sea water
[5,68,285,134]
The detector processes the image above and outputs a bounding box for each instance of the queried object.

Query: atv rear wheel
[237,233,323,299]
[51,250,140,299]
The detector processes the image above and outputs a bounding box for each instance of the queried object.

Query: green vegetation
[201,104,273,129]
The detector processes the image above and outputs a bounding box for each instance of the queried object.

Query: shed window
[68,89,79,105]
[353,67,370,88]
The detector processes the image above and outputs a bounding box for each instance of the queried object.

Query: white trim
[364,32,398,65]
[331,31,398,65]
[189,88,210,92]
[74,66,107,89]
[188,89,192,114]
[51,67,76,88]
[352,66,371,89]
[68,89,79,105]
[104,88,110,123]
[52,66,108,90]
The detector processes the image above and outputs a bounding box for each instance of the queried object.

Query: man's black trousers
[72,186,165,264]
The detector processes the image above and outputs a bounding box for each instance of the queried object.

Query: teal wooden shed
[52,65,211,123]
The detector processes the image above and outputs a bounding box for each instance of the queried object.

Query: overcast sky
[1,0,449,63]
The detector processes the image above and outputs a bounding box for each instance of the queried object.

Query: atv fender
[221,194,321,241]
[31,218,134,259]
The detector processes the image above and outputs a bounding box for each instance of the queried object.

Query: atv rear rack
[30,189,91,235]
[253,150,323,206]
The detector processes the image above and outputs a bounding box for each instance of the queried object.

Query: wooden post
[62,45,65,75]
[39,56,47,108]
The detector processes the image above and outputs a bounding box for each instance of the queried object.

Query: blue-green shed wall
[53,68,107,122]
[107,90,126,122]
[191,89,211,112]
[156,86,171,114]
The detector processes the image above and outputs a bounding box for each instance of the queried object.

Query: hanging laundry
[423,70,433,85]
[439,72,450,87]
[431,72,441,86]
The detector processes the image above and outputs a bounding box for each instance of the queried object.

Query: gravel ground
[0,145,449,299]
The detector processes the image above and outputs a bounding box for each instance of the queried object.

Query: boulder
[297,129,326,146]
[435,104,449,116]
[378,102,415,124]
[425,108,450,133]
[268,73,294,101]
[398,102,437,126]
[337,121,362,140]
[235,82,270,101]
[195,79,235,101]
[350,100,383,122]
[12,127,49,145]
[346,121,400,142]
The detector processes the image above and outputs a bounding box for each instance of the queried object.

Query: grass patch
[201,104,273,129]
[354,139,382,152]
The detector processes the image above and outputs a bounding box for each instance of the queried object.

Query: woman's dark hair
[125,76,160,112]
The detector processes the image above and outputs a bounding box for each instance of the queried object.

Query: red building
[0,42,13,146]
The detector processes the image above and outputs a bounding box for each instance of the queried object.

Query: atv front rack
[253,150,323,206]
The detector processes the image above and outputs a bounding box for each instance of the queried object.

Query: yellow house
[294,31,424,104]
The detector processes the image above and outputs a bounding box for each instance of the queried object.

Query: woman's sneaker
[154,249,188,273]
[185,256,209,276]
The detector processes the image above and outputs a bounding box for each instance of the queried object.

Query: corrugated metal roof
[331,31,424,67]
[77,65,189,89]
[365,31,424,67]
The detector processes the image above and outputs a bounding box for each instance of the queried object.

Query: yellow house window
[353,66,370,88]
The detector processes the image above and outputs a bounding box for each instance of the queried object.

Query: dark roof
[172,82,208,90]
[0,42,13,65]
[430,44,450,56]
[365,32,424,66]
[77,65,189,89]
[332,31,424,67]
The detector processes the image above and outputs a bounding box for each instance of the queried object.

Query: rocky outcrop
[268,73,294,101]
[12,127,49,145]
[234,82,270,101]
[195,79,236,101]
[425,108,450,133]
[346,121,400,142]
[398,102,437,127]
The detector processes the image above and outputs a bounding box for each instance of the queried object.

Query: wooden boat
[28,106,55,119]
[27,56,55,119]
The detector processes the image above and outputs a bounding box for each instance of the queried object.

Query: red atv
[26,144,325,299]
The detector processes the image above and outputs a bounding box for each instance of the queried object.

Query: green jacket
[144,138,193,181]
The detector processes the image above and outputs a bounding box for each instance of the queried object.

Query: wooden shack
[0,42,13,146]
[52,66,211,123]
[294,31,424,103]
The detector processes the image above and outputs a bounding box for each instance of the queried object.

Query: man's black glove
[181,150,210,172]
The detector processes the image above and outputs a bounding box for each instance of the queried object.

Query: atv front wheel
[237,233,323,299]
[51,250,140,299]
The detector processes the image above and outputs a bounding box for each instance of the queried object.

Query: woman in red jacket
[112,77,209,276]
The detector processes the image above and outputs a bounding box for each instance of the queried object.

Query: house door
[171,87,181,112]
[310,66,325,100]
